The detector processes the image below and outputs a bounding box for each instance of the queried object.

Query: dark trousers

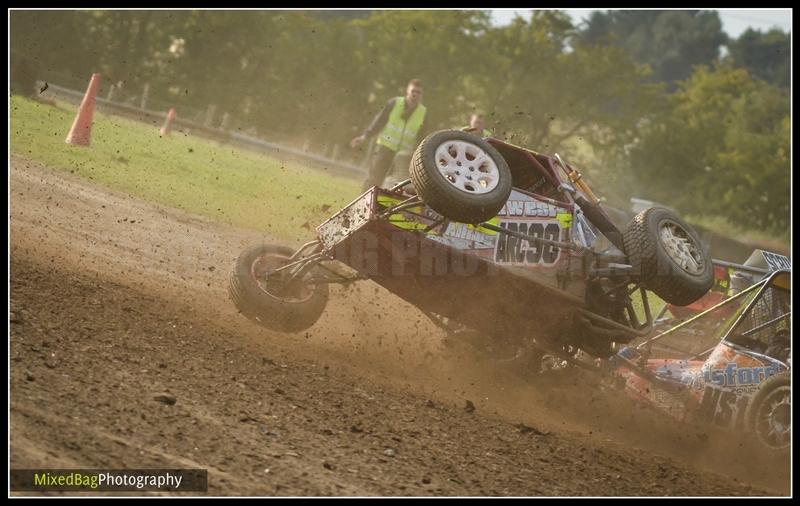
[361,144,397,192]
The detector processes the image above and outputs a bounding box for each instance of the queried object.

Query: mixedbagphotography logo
[10,469,208,492]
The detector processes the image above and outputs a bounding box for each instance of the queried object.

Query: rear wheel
[229,244,329,333]
[623,207,713,306]
[410,130,512,224]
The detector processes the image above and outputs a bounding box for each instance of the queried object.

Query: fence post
[107,84,116,101]
[140,83,150,110]
[160,107,176,137]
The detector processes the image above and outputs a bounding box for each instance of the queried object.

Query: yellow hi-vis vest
[376,97,427,154]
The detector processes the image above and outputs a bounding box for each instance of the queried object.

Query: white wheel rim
[434,140,499,194]
[659,222,705,275]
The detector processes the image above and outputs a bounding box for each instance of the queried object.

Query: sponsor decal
[556,212,572,229]
[433,221,498,249]
[695,361,784,429]
[763,251,791,271]
[377,195,441,232]
[494,221,561,265]
[653,361,701,386]
[696,387,749,428]
[498,200,560,218]
[702,362,780,388]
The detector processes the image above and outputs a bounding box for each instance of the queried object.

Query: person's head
[405,79,423,106]
[469,113,485,132]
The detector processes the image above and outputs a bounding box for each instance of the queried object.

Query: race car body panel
[611,269,790,445]
[316,186,584,340]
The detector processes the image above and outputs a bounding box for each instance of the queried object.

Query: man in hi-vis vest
[351,78,428,192]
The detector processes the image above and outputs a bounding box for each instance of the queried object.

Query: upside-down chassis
[270,180,658,368]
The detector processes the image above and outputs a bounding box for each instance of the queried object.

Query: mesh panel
[729,285,790,349]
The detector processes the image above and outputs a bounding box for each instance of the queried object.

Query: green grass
[10,96,361,242]
[684,214,790,254]
[631,289,667,326]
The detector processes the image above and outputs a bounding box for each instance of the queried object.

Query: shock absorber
[554,154,624,251]
[556,153,600,204]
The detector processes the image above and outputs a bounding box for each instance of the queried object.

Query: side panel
[327,221,579,341]
[688,343,788,431]
[374,188,586,300]
[317,188,377,250]
[614,358,703,422]
[316,187,588,339]
[616,342,788,430]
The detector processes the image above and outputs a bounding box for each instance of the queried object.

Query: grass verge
[10,95,361,242]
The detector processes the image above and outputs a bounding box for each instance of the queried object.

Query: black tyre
[745,371,790,457]
[410,130,512,224]
[229,244,329,333]
[623,207,713,306]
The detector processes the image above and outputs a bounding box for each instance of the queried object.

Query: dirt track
[9,156,790,496]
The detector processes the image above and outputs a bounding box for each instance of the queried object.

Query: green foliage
[9,10,655,159]
[683,214,790,251]
[449,11,661,157]
[577,10,727,88]
[726,28,790,88]
[626,64,790,233]
[9,10,789,239]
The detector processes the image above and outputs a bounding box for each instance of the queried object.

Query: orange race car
[608,268,791,457]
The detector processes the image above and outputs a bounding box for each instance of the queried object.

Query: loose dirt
[10,156,789,496]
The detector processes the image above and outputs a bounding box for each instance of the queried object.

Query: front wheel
[229,244,329,333]
[745,371,790,457]
[623,207,713,306]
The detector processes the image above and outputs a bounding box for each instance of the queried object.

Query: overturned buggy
[230,130,715,363]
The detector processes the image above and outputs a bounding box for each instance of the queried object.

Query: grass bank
[10,95,361,241]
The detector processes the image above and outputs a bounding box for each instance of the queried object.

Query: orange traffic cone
[65,73,101,146]
[160,107,176,137]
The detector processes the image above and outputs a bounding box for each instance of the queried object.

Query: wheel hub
[434,140,499,194]
[771,403,790,432]
[251,255,314,303]
[757,386,790,450]
[659,222,705,275]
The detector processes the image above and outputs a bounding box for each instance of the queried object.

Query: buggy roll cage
[635,269,791,356]
[610,269,790,387]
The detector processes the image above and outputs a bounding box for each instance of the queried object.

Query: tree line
[10,10,790,233]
